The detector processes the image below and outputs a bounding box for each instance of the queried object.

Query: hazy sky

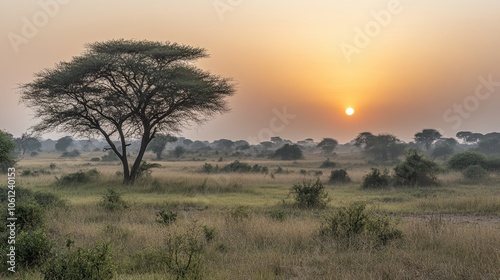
[2,0,500,143]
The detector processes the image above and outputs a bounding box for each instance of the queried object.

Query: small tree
[55,136,73,152]
[394,149,439,186]
[273,144,303,160]
[354,132,406,162]
[15,133,42,155]
[317,138,338,156]
[172,146,186,159]
[414,129,442,151]
[147,134,177,160]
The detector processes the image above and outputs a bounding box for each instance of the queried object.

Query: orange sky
[1,0,500,143]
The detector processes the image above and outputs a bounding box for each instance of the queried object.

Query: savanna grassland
[4,150,500,280]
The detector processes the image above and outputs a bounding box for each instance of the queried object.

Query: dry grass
[7,151,500,279]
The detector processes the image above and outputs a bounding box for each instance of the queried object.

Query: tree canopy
[21,39,235,183]
[317,138,338,155]
[0,131,16,173]
[414,129,442,151]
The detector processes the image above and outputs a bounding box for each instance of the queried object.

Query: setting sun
[346,107,355,116]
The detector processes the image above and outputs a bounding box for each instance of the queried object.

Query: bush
[56,169,100,185]
[320,158,337,168]
[156,210,178,226]
[273,144,303,160]
[90,157,101,162]
[101,189,128,211]
[30,151,39,157]
[164,225,204,279]
[61,149,80,158]
[362,168,391,189]
[201,163,217,173]
[221,160,251,172]
[43,243,113,280]
[462,165,489,181]
[448,151,487,171]
[393,149,439,187]
[484,157,500,171]
[290,178,329,209]
[49,163,57,169]
[320,202,402,247]
[33,191,66,209]
[329,169,351,184]
[15,201,45,231]
[16,229,52,268]
[202,225,217,242]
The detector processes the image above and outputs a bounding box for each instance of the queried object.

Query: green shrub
[320,158,337,168]
[156,210,178,226]
[90,157,101,162]
[15,201,45,231]
[362,168,391,189]
[394,149,439,187]
[221,160,252,172]
[290,178,329,209]
[33,191,66,209]
[462,165,489,181]
[448,150,487,171]
[202,163,217,173]
[484,157,500,171]
[101,189,128,211]
[43,243,114,280]
[320,202,402,247]
[16,229,52,268]
[272,144,303,160]
[56,169,100,185]
[49,163,57,169]
[164,226,204,279]
[329,169,351,184]
[202,225,217,242]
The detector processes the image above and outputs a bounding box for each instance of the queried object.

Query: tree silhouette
[414,129,442,151]
[21,40,235,184]
[317,138,338,156]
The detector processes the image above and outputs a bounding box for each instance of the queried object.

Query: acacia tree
[317,138,338,155]
[354,132,406,161]
[21,40,235,184]
[414,129,442,151]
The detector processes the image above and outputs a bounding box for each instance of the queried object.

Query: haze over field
[2,0,500,143]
